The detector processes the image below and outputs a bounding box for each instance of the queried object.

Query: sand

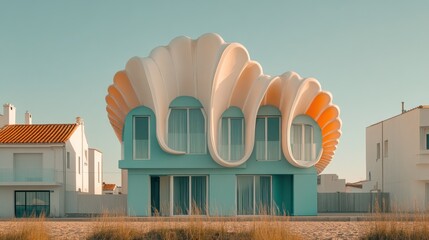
[0,220,370,239]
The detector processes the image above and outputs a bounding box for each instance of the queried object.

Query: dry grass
[361,211,429,240]
[0,215,50,240]
[86,213,302,240]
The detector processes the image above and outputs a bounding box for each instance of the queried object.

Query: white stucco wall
[89,148,102,195]
[317,174,346,193]
[364,107,429,211]
[67,124,89,193]
[0,145,65,217]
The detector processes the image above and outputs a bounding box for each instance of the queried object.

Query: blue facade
[120,98,319,216]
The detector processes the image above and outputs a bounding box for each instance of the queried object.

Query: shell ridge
[106,33,341,171]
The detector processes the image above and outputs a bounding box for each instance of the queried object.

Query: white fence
[318,192,390,213]
[65,192,127,216]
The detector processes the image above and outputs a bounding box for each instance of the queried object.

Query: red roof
[0,124,78,144]
[103,183,116,191]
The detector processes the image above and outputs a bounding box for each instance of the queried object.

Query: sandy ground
[0,220,371,240]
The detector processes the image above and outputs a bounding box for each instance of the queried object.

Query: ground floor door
[150,176,160,216]
[15,191,50,217]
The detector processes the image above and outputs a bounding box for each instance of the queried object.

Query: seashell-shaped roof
[106,33,341,173]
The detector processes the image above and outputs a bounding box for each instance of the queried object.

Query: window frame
[236,175,272,215]
[219,117,245,161]
[167,107,207,154]
[376,143,381,160]
[256,116,281,161]
[133,116,151,160]
[291,123,315,161]
[170,175,209,216]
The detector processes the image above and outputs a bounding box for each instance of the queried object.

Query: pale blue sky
[1,1,428,185]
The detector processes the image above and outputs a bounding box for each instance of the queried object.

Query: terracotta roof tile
[0,124,78,144]
[103,183,116,191]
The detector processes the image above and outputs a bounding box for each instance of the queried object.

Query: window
[256,116,281,160]
[133,116,150,159]
[97,162,100,183]
[173,176,207,215]
[14,153,43,182]
[376,143,380,160]
[384,140,388,157]
[237,175,271,215]
[66,152,70,169]
[85,150,88,164]
[291,124,315,161]
[168,108,206,154]
[220,117,244,161]
[427,133,429,150]
[15,191,50,217]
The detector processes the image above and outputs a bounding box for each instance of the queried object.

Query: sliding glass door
[173,176,207,215]
[237,176,271,215]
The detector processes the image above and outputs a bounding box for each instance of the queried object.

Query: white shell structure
[106,33,341,173]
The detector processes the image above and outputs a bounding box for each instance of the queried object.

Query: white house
[0,103,103,217]
[363,105,429,211]
[317,174,346,193]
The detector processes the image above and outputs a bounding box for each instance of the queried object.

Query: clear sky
[1,1,428,185]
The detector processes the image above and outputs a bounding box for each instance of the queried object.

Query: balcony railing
[417,151,429,164]
[0,168,59,183]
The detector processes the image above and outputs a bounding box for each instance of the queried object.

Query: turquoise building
[106,33,341,217]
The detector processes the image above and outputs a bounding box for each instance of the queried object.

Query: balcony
[417,151,429,164]
[0,168,61,186]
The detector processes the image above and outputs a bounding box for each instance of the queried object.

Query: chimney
[25,111,32,125]
[76,117,84,125]
[0,103,16,128]
[402,102,405,113]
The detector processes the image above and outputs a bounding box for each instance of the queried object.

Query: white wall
[121,169,128,194]
[364,108,429,211]
[89,148,102,195]
[317,174,346,193]
[0,145,66,217]
[65,191,127,215]
[0,145,65,184]
[0,186,63,218]
[67,124,89,193]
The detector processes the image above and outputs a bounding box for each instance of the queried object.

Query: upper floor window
[426,133,429,150]
[219,107,244,161]
[376,143,380,160]
[13,153,43,182]
[66,152,70,169]
[168,97,206,154]
[384,140,388,158]
[256,106,281,161]
[291,123,314,161]
[421,127,429,150]
[290,115,321,163]
[134,116,150,159]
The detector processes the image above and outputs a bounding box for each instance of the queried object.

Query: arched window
[167,97,206,154]
[291,115,321,162]
[219,107,244,161]
[256,106,281,161]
